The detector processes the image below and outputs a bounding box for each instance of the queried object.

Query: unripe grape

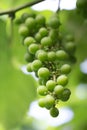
[24,37,36,46]
[19,24,29,37]
[38,98,46,107]
[38,67,50,79]
[26,63,32,72]
[49,29,58,42]
[28,43,39,54]
[48,17,60,29]
[25,17,36,29]
[57,75,68,86]
[50,107,59,117]
[37,85,48,96]
[46,80,56,92]
[32,60,42,71]
[39,27,48,37]
[60,88,71,101]
[45,95,55,109]
[47,51,56,61]
[56,50,69,60]
[24,52,34,62]
[36,50,47,61]
[41,36,52,46]
[54,85,64,96]
[60,64,71,74]
[36,14,46,26]
[35,33,42,42]
[64,42,76,54]
[65,34,74,42]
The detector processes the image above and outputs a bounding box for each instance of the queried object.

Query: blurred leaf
[0,19,37,129]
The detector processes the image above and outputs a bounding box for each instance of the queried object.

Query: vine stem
[57,0,61,13]
[0,0,45,17]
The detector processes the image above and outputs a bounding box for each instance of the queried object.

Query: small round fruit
[64,42,76,54]
[25,17,36,29]
[37,85,48,96]
[38,98,46,107]
[28,44,39,54]
[56,50,69,60]
[36,14,46,26]
[47,51,56,61]
[24,37,36,46]
[38,67,50,79]
[48,17,60,29]
[46,80,56,92]
[45,95,55,109]
[54,85,64,96]
[32,60,42,71]
[50,107,59,117]
[65,34,74,42]
[57,75,68,86]
[26,63,32,72]
[60,64,71,74]
[49,29,58,42]
[24,52,34,62]
[60,88,71,101]
[35,33,42,42]
[41,36,52,47]
[18,25,29,36]
[39,27,48,37]
[36,50,47,61]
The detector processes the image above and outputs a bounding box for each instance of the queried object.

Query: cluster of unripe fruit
[18,12,76,117]
[76,0,87,18]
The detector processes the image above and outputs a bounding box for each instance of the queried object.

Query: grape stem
[57,0,61,12]
[0,0,46,18]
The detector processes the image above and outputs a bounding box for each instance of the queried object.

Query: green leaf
[0,19,37,129]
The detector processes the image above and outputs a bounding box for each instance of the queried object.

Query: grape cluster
[76,0,87,18]
[18,13,76,117]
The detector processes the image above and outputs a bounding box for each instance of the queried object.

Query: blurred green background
[0,0,87,130]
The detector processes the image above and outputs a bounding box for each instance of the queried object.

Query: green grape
[47,17,60,29]
[64,42,76,54]
[25,17,36,29]
[24,36,36,46]
[49,29,58,42]
[60,64,71,74]
[38,98,46,107]
[57,75,68,86]
[38,67,50,79]
[45,95,55,109]
[18,24,29,37]
[54,85,64,96]
[41,36,52,46]
[21,13,30,22]
[38,78,47,85]
[56,50,69,60]
[24,52,34,62]
[36,14,46,26]
[65,34,74,42]
[47,51,56,61]
[37,85,48,96]
[50,107,59,117]
[26,63,32,72]
[36,50,47,62]
[32,60,42,71]
[60,88,71,101]
[35,33,42,42]
[28,43,39,54]
[46,80,56,92]
[39,27,48,37]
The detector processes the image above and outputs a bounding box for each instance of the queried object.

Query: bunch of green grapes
[18,13,76,117]
[76,0,87,18]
